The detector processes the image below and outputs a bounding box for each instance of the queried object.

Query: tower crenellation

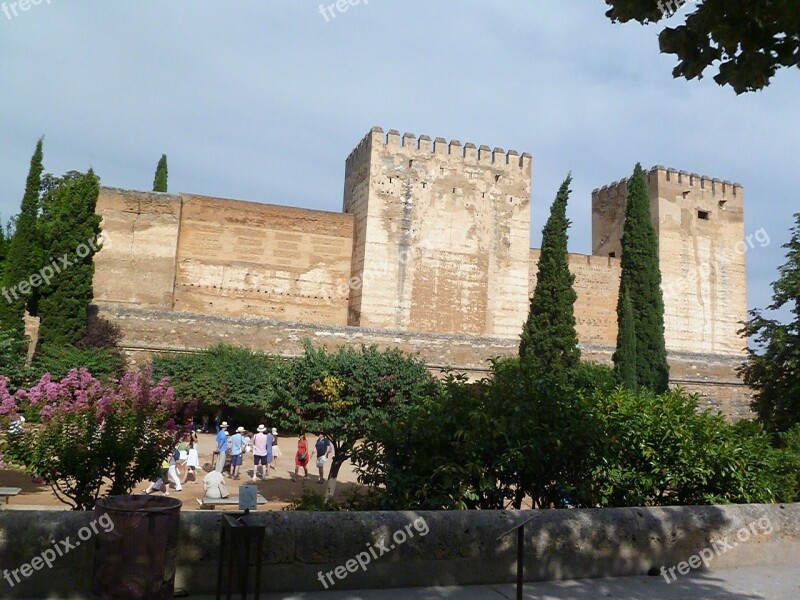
[347,126,530,171]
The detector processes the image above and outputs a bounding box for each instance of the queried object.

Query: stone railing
[1,503,798,597]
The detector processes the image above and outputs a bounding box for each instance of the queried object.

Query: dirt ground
[0,433,363,512]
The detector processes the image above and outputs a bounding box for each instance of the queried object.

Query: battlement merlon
[346,126,532,174]
[591,165,743,207]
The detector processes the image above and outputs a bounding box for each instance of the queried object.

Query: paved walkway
[238,566,800,599]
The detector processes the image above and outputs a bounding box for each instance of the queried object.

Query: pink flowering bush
[1,367,194,510]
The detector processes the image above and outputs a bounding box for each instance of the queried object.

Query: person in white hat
[270,427,282,471]
[229,426,245,479]
[214,421,229,473]
[252,424,269,481]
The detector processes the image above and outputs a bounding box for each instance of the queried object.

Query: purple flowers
[8,367,177,426]
[1,367,192,505]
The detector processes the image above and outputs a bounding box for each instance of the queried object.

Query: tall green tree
[519,175,580,377]
[153,154,168,192]
[0,219,9,283]
[740,213,800,433]
[613,163,669,393]
[36,170,101,347]
[614,288,638,390]
[0,139,44,336]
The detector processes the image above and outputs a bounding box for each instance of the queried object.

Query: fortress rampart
[90,127,751,418]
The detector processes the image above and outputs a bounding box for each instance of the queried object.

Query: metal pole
[516,526,524,600]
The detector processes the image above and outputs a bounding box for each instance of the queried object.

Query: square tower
[343,127,532,337]
[592,167,746,355]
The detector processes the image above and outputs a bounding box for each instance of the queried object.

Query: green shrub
[152,344,288,413]
[592,387,797,506]
[31,344,124,380]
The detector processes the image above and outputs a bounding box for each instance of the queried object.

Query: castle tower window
[609,252,616,258]
[698,210,710,220]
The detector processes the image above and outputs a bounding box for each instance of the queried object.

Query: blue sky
[0,1,797,319]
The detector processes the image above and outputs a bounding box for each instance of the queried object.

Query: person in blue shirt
[312,433,332,484]
[214,421,229,473]
[229,426,245,479]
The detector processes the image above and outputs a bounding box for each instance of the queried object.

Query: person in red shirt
[292,433,309,482]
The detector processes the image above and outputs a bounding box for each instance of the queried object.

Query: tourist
[142,454,170,495]
[271,427,281,471]
[167,444,183,492]
[229,426,245,479]
[214,421,229,472]
[202,469,229,501]
[177,434,189,461]
[252,424,269,481]
[312,432,332,484]
[292,433,309,482]
[181,437,200,484]
[265,427,274,474]
[243,430,252,455]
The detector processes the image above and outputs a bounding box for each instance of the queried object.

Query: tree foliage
[592,387,799,506]
[604,0,800,94]
[153,154,168,193]
[0,219,11,284]
[739,213,800,433]
[519,175,580,378]
[613,163,669,393]
[151,344,288,412]
[0,138,44,336]
[278,340,438,482]
[1,368,194,510]
[614,288,638,390]
[352,373,513,510]
[36,170,102,347]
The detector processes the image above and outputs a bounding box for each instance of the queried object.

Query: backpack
[173,448,181,462]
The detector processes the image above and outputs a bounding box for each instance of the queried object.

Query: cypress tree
[153,154,168,192]
[0,220,8,283]
[0,138,44,336]
[614,163,669,392]
[37,170,101,347]
[613,288,638,390]
[519,174,581,377]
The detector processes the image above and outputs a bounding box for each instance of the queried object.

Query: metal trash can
[92,495,182,600]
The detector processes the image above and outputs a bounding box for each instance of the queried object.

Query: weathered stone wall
[93,188,182,310]
[592,168,747,355]
[2,504,798,597]
[529,249,622,348]
[94,188,354,326]
[344,127,532,337]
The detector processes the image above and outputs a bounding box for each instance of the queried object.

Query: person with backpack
[292,433,309,482]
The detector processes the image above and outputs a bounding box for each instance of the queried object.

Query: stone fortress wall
[91,127,751,418]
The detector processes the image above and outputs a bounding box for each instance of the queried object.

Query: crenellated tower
[343,126,532,337]
[592,167,746,355]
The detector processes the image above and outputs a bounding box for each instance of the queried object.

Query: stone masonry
[91,127,751,418]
